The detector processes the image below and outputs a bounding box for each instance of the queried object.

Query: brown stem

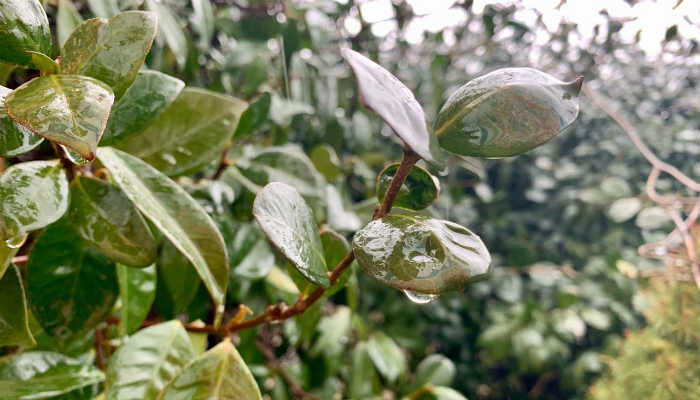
[225,148,420,334]
[94,329,106,371]
[211,145,232,180]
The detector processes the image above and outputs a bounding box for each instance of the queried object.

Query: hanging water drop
[403,289,439,304]
[5,233,27,249]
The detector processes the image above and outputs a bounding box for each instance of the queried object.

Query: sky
[348,0,700,58]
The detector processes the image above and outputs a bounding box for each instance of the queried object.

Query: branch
[225,148,420,334]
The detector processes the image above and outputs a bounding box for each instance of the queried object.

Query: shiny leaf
[114,88,246,176]
[0,240,16,280]
[414,354,456,388]
[26,220,118,350]
[434,68,583,157]
[352,214,491,294]
[106,321,195,400]
[376,162,440,211]
[101,70,184,145]
[190,0,214,50]
[228,223,275,279]
[56,0,84,47]
[69,177,157,267]
[5,75,114,160]
[61,11,157,98]
[349,342,377,399]
[607,197,642,223]
[326,185,361,232]
[0,351,104,399]
[117,264,156,335]
[366,331,406,382]
[157,339,262,400]
[429,387,469,400]
[310,306,351,359]
[253,182,329,287]
[145,0,187,69]
[0,0,54,66]
[97,147,229,305]
[86,0,120,18]
[0,85,43,157]
[310,144,342,182]
[321,229,352,296]
[0,160,69,244]
[233,92,271,139]
[341,48,444,168]
[0,264,36,347]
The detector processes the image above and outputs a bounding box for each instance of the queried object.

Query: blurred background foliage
[5,0,699,398]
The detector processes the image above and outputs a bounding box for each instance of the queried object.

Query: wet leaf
[310,306,351,360]
[117,264,156,335]
[635,206,671,230]
[157,339,262,400]
[26,220,118,350]
[86,0,120,18]
[366,331,406,382]
[0,351,104,399]
[0,0,54,66]
[349,342,377,399]
[341,48,444,168]
[414,354,456,388]
[607,197,641,223]
[56,0,84,47]
[106,320,195,400]
[102,70,184,146]
[5,75,114,160]
[69,177,158,267]
[61,11,157,98]
[428,386,469,400]
[352,214,491,294]
[435,68,583,157]
[27,51,58,75]
[234,92,271,139]
[0,85,43,157]
[376,162,440,210]
[97,147,229,305]
[326,185,361,232]
[145,0,187,69]
[190,0,214,50]
[114,88,246,176]
[0,240,16,280]
[0,264,36,347]
[0,160,69,244]
[253,182,329,287]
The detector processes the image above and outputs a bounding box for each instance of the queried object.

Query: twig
[11,255,28,266]
[211,146,232,180]
[225,148,420,334]
[94,329,106,371]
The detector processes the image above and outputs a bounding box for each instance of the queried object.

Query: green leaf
[145,0,187,69]
[253,182,329,287]
[352,214,491,294]
[321,229,353,297]
[155,239,201,317]
[428,386,469,400]
[26,220,118,350]
[233,92,271,139]
[434,68,583,157]
[0,240,17,280]
[97,147,229,306]
[0,351,104,399]
[106,321,195,400]
[56,0,84,47]
[341,48,444,169]
[0,264,36,347]
[157,339,262,400]
[268,94,313,126]
[636,206,672,230]
[86,0,120,18]
[114,88,246,176]
[414,354,456,388]
[26,51,59,75]
[310,144,342,182]
[366,331,406,382]
[310,306,351,359]
[61,11,157,99]
[264,265,299,295]
[117,264,156,335]
[5,75,115,160]
[0,160,69,245]
[228,223,275,279]
[101,70,184,146]
[69,177,158,267]
[0,85,43,157]
[0,0,54,66]
[349,342,377,399]
[376,162,440,211]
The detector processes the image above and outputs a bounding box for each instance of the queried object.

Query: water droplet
[403,289,438,304]
[5,234,27,248]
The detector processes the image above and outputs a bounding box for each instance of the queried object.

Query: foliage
[0,1,698,399]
